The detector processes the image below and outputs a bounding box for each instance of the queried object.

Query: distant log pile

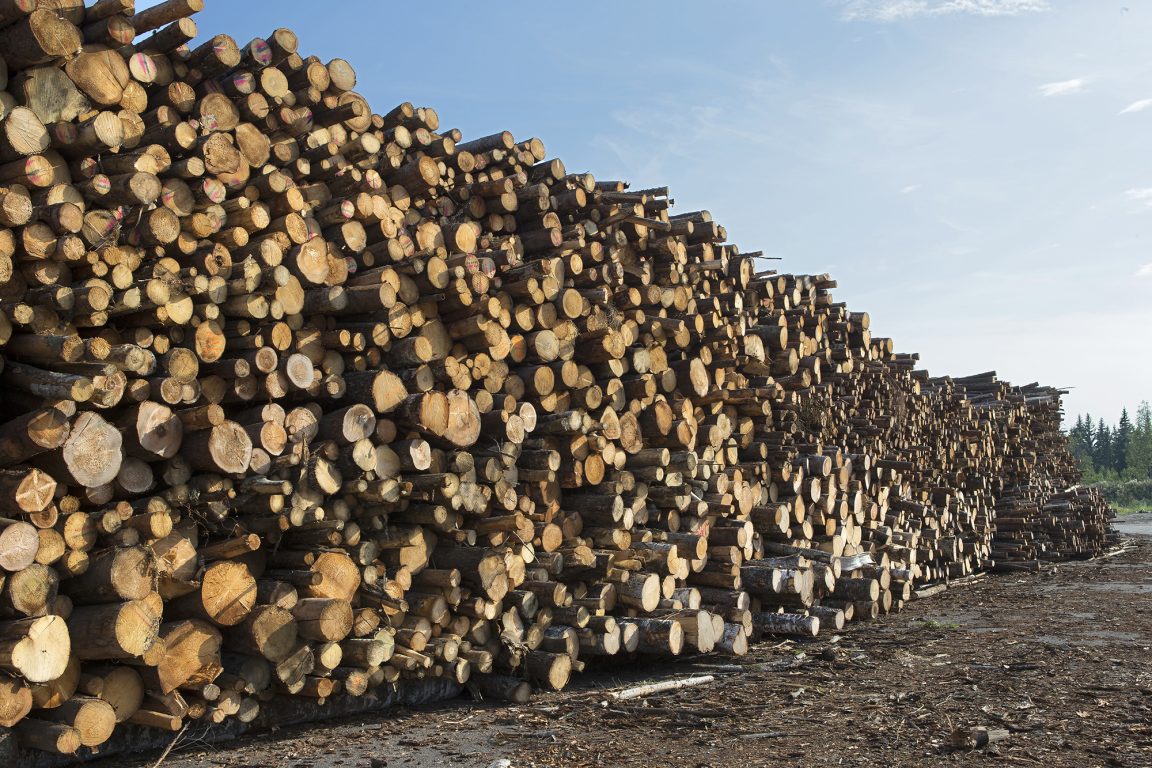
[0,0,1113,757]
[951,375,1118,566]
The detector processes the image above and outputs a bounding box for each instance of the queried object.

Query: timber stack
[0,0,1113,757]
[950,375,1118,567]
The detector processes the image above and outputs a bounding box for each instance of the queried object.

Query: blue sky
[158,0,1152,423]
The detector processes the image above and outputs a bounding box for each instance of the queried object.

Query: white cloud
[1125,188,1152,206]
[901,184,921,194]
[841,0,1049,22]
[1119,98,1152,115]
[1137,264,1152,278]
[1038,78,1085,97]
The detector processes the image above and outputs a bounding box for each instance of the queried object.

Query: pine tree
[1127,401,1152,479]
[1094,418,1112,474]
[1069,414,1092,461]
[1114,409,1132,475]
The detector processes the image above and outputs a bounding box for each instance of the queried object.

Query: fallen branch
[609,676,716,701]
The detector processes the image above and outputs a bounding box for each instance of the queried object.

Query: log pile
[0,0,1113,756]
[951,375,1117,565]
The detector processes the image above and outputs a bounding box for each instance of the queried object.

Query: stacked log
[951,376,1118,565]
[0,0,1113,757]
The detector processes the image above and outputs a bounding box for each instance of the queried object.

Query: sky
[152,0,1152,424]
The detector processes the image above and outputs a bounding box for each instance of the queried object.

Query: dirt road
[90,532,1152,768]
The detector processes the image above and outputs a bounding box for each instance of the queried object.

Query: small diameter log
[0,407,71,468]
[469,673,531,704]
[38,695,117,747]
[130,0,204,34]
[716,623,749,656]
[0,671,33,727]
[0,467,57,513]
[13,718,81,755]
[753,612,820,638]
[611,675,715,701]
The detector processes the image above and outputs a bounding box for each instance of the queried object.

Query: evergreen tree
[1094,418,1112,473]
[1114,409,1133,475]
[1127,401,1152,479]
[1068,414,1093,462]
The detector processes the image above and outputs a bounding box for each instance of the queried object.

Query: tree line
[1067,401,1152,482]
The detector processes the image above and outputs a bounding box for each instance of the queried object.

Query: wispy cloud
[841,0,1049,22]
[1119,98,1152,115]
[1137,264,1152,278]
[1038,78,1086,97]
[1125,188,1152,206]
[900,184,921,194]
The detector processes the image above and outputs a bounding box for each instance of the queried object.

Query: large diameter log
[90,666,145,723]
[616,573,660,613]
[834,578,881,602]
[61,545,155,604]
[524,650,571,691]
[0,615,71,683]
[0,562,58,617]
[66,599,161,660]
[120,401,183,459]
[152,619,222,694]
[343,369,406,414]
[432,546,507,602]
[443,389,480,448]
[0,0,36,30]
[166,560,257,626]
[0,10,83,71]
[223,604,298,662]
[619,618,685,655]
[64,47,130,107]
[50,411,123,489]
[182,421,252,474]
[29,655,79,710]
[302,551,361,601]
[0,519,40,571]
[808,605,846,632]
[291,598,352,642]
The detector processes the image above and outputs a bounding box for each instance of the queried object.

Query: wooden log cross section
[0,0,1117,756]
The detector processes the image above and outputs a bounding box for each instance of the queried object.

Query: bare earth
[92,526,1152,768]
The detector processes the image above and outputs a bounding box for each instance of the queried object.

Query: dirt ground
[92,521,1152,768]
